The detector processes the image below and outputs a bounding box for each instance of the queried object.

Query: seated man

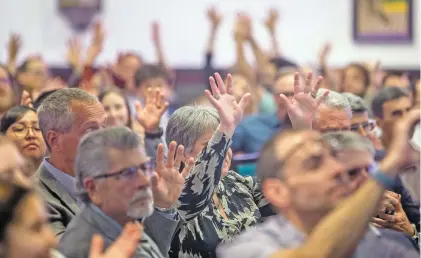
[323,131,419,248]
[218,118,419,257]
[59,126,191,258]
[32,88,165,237]
[342,92,384,160]
[372,87,420,225]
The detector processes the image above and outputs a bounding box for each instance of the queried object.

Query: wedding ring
[213,94,221,100]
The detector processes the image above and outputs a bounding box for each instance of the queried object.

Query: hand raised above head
[205,73,251,138]
[279,72,329,129]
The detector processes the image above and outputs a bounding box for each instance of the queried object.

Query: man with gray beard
[58,126,194,258]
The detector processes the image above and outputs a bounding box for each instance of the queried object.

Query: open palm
[280,72,329,129]
[152,142,194,208]
[136,88,168,132]
[205,73,251,136]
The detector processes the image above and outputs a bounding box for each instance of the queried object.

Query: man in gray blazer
[32,88,167,237]
[58,126,192,258]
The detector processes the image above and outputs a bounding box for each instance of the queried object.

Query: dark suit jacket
[59,204,180,258]
[393,177,420,232]
[31,164,79,237]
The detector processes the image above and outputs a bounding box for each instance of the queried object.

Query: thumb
[150,172,160,189]
[238,93,251,111]
[135,101,143,114]
[279,94,293,111]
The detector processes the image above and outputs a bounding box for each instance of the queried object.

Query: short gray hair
[322,131,374,156]
[75,126,142,203]
[37,88,98,149]
[342,92,368,114]
[316,89,352,118]
[166,106,219,153]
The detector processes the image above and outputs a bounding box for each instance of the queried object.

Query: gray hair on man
[166,105,219,153]
[75,126,142,203]
[342,92,368,115]
[316,88,352,118]
[37,88,98,149]
[322,131,374,156]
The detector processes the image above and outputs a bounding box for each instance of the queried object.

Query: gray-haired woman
[167,73,275,258]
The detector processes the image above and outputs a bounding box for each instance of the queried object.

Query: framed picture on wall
[353,0,413,44]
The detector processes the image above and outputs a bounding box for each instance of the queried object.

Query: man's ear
[262,178,290,211]
[46,130,60,152]
[84,178,100,205]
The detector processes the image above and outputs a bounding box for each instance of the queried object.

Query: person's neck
[49,153,75,177]
[285,210,327,235]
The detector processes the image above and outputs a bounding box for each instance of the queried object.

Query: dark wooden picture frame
[353,0,413,44]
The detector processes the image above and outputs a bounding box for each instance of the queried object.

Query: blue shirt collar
[42,158,77,200]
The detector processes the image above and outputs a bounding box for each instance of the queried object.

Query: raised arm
[151,21,173,78]
[177,73,252,220]
[233,13,256,84]
[204,7,222,87]
[5,33,22,75]
[264,8,281,58]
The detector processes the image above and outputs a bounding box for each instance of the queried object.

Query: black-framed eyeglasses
[92,160,155,181]
[350,120,375,132]
[11,125,42,138]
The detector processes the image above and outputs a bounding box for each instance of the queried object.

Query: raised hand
[152,142,195,208]
[381,109,420,173]
[280,72,329,129]
[319,42,331,65]
[66,37,82,70]
[89,222,142,258]
[6,33,22,74]
[234,13,252,41]
[205,73,251,137]
[207,7,222,29]
[264,8,279,33]
[135,88,168,133]
[86,21,105,65]
[151,21,161,44]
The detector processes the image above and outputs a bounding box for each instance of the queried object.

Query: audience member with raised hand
[264,8,281,58]
[0,65,17,117]
[5,33,22,75]
[59,126,190,258]
[322,131,419,249]
[166,73,276,258]
[279,72,329,129]
[218,108,420,258]
[151,21,173,80]
[1,106,46,173]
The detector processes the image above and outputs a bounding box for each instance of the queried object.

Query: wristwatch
[411,224,419,244]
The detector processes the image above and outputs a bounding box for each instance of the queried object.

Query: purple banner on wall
[58,0,101,32]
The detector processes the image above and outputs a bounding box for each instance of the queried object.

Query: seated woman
[166,74,275,258]
[0,106,46,174]
[98,87,167,158]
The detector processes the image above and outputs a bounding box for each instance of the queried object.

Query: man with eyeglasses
[342,92,384,161]
[218,109,420,257]
[370,86,420,236]
[322,131,419,249]
[59,126,195,258]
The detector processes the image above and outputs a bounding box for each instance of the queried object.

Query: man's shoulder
[217,216,287,258]
[359,229,419,257]
[58,210,104,258]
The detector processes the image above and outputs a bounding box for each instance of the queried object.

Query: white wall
[0,0,419,68]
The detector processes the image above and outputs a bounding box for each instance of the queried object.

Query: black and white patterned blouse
[171,131,275,258]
